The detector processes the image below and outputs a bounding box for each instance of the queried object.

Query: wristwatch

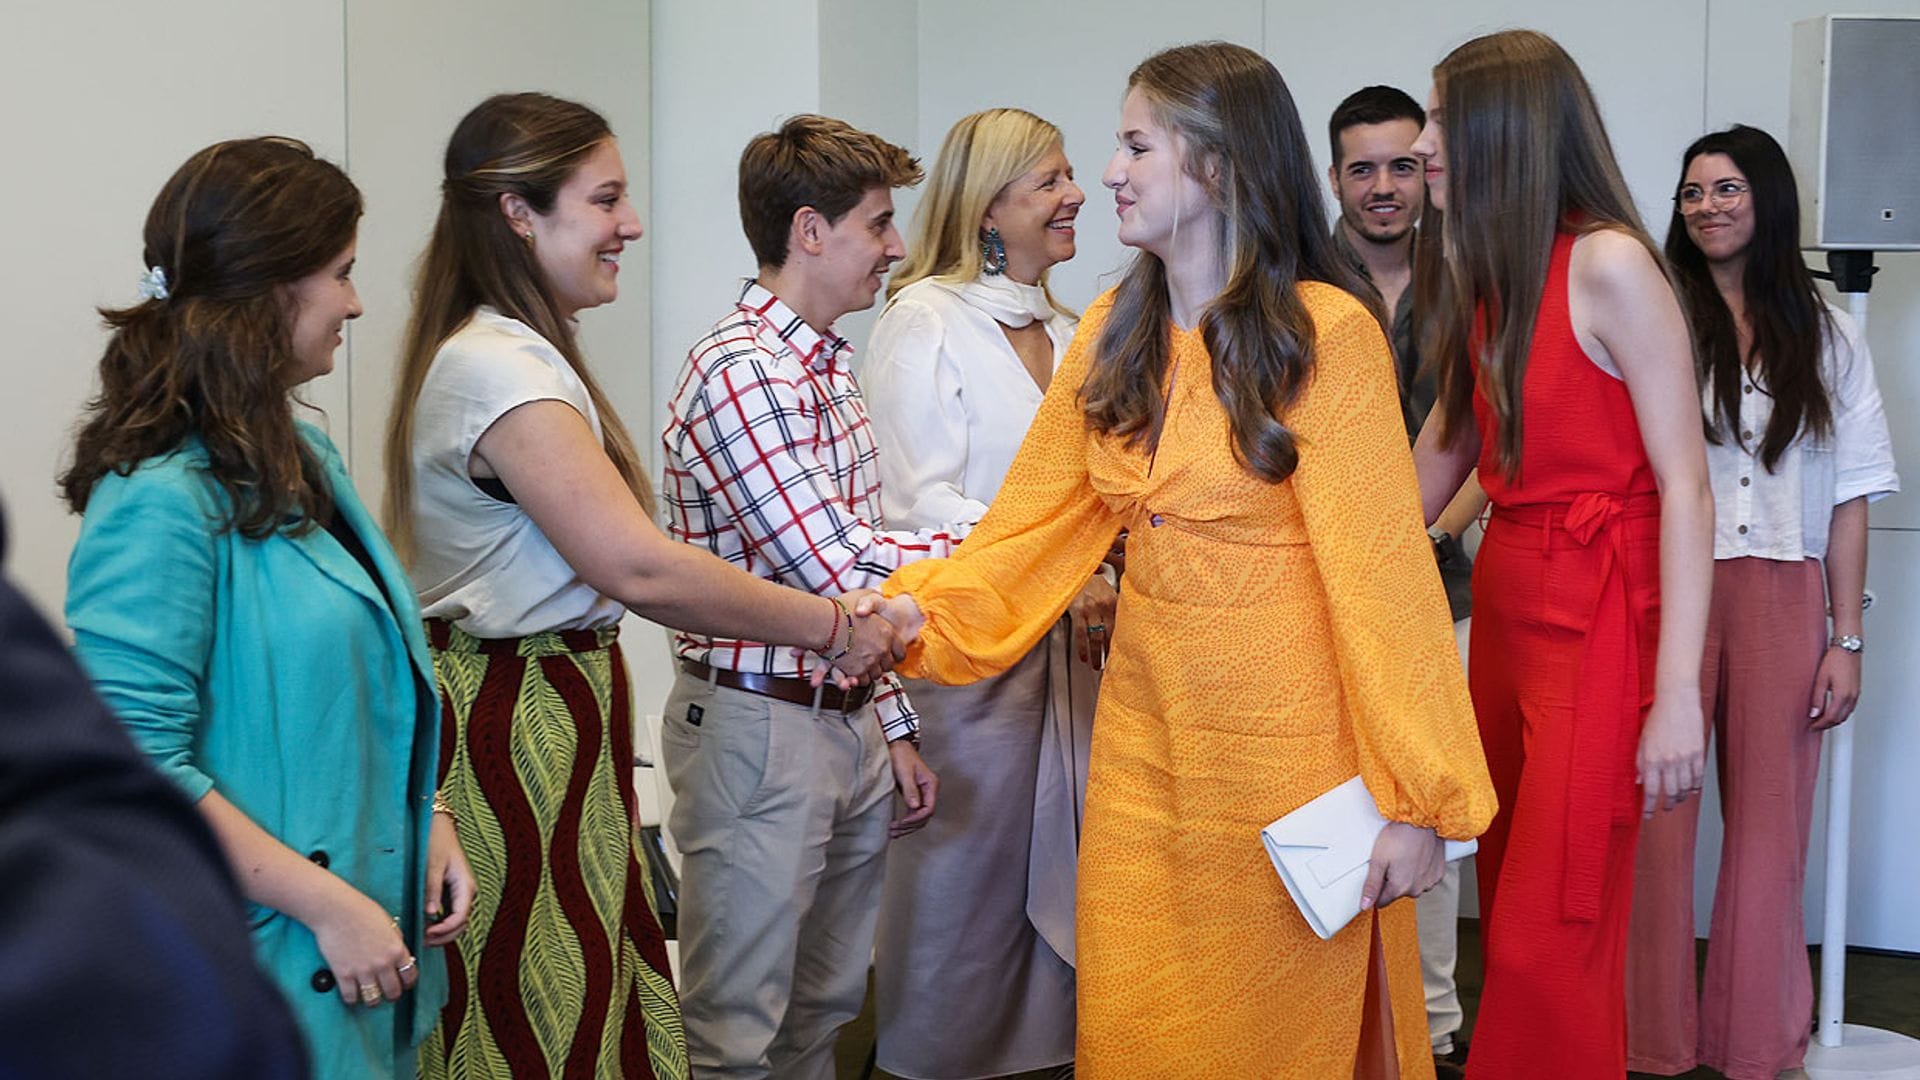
[1830,634,1864,654]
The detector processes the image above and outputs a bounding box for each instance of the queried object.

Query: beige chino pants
[661,670,894,1080]
[1416,615,1475,1053]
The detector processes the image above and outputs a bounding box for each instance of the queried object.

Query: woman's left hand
[1068,573,1118,670]
[423,811,476,947]
[1809,647,1862,730]
[1361,822,1445,910]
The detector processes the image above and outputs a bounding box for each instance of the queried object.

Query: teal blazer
[66,423,446,1080]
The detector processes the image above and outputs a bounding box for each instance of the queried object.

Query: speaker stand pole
[1805,250,1920,1080]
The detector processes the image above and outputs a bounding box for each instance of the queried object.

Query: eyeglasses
[1675,180,1749,213]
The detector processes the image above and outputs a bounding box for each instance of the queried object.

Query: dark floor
[835,920,1920,1080]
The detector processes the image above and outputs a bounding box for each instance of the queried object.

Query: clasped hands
[798,590,927,689]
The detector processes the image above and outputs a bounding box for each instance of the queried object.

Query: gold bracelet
[431,790,456,822]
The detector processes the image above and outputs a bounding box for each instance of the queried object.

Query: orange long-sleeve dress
[885,283,1497,1078]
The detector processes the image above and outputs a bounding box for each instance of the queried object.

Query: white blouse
[1707,302,1900,562]
[859,276,1075,532]
[860,272,1092,963]
[407,307,626,637]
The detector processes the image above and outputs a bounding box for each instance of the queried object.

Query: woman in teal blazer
[61,138,473,1080]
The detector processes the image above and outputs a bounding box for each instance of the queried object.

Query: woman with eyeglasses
[1624,124,1899,1080]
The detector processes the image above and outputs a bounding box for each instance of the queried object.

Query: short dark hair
[1328,85,1426,165]
[738,114,922,269]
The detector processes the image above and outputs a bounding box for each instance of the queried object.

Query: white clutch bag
[1261,775,1478,940]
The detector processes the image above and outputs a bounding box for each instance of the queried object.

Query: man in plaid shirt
[659,114,973,1080]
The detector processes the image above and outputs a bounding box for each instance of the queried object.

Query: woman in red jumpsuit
[1408,30,1716,1079]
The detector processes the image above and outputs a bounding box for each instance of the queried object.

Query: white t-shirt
[408,307,626,636]
[1706,301,1900,562]
[859,276,1075,532]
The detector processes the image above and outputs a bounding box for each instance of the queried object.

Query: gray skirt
[873,621,1097,1079]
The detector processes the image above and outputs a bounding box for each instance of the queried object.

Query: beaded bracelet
[826,597,855,662]
[820,597,843,656]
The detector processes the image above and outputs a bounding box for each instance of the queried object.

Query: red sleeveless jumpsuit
[1465,230,1662,1079]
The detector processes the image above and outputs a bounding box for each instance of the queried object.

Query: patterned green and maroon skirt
[419,621,687,1080]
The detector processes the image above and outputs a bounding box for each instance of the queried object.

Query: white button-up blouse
[859,276,1075,532]
[1706,301,1900,562]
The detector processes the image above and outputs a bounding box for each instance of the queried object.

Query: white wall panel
[819,0,922,355]
[0,0,347,624]
[650,2,822,447]
[1801,528,1920,952]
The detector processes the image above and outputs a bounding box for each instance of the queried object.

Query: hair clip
[136,266,170,302]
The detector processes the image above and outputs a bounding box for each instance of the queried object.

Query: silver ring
[396,958,417,975]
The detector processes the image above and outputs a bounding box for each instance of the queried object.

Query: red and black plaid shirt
[661,281,968,741]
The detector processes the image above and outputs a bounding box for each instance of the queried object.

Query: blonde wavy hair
[886,107,1075,317]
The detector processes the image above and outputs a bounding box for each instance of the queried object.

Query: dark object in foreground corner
[0,509,308,1080]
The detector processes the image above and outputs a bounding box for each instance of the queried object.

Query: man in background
[1328,84,1486,1080]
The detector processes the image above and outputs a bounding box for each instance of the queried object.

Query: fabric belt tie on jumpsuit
[1495,489,1660,922]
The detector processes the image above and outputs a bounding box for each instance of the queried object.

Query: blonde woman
[862,108,1105,1079]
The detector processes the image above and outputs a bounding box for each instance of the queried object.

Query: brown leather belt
[680,659,873,713]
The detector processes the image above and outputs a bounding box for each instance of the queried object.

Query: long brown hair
[60,137,361,537]
[1080,42,1365,483]
[1665,125,1831,470]
[384,92,650,561]
[887,107,1073,318]
[1421,29,1668,476]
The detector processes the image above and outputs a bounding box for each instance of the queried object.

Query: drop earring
[980,227,1008,276]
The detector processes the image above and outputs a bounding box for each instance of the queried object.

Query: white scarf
[955,274,1054,328]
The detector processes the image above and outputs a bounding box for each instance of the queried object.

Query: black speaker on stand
[1790,13,1920,1077]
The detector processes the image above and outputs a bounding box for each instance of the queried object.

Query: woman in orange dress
[879,42,1495,1079]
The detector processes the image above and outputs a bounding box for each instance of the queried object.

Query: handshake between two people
[794,590,929,690]
[796,569,1123,687]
